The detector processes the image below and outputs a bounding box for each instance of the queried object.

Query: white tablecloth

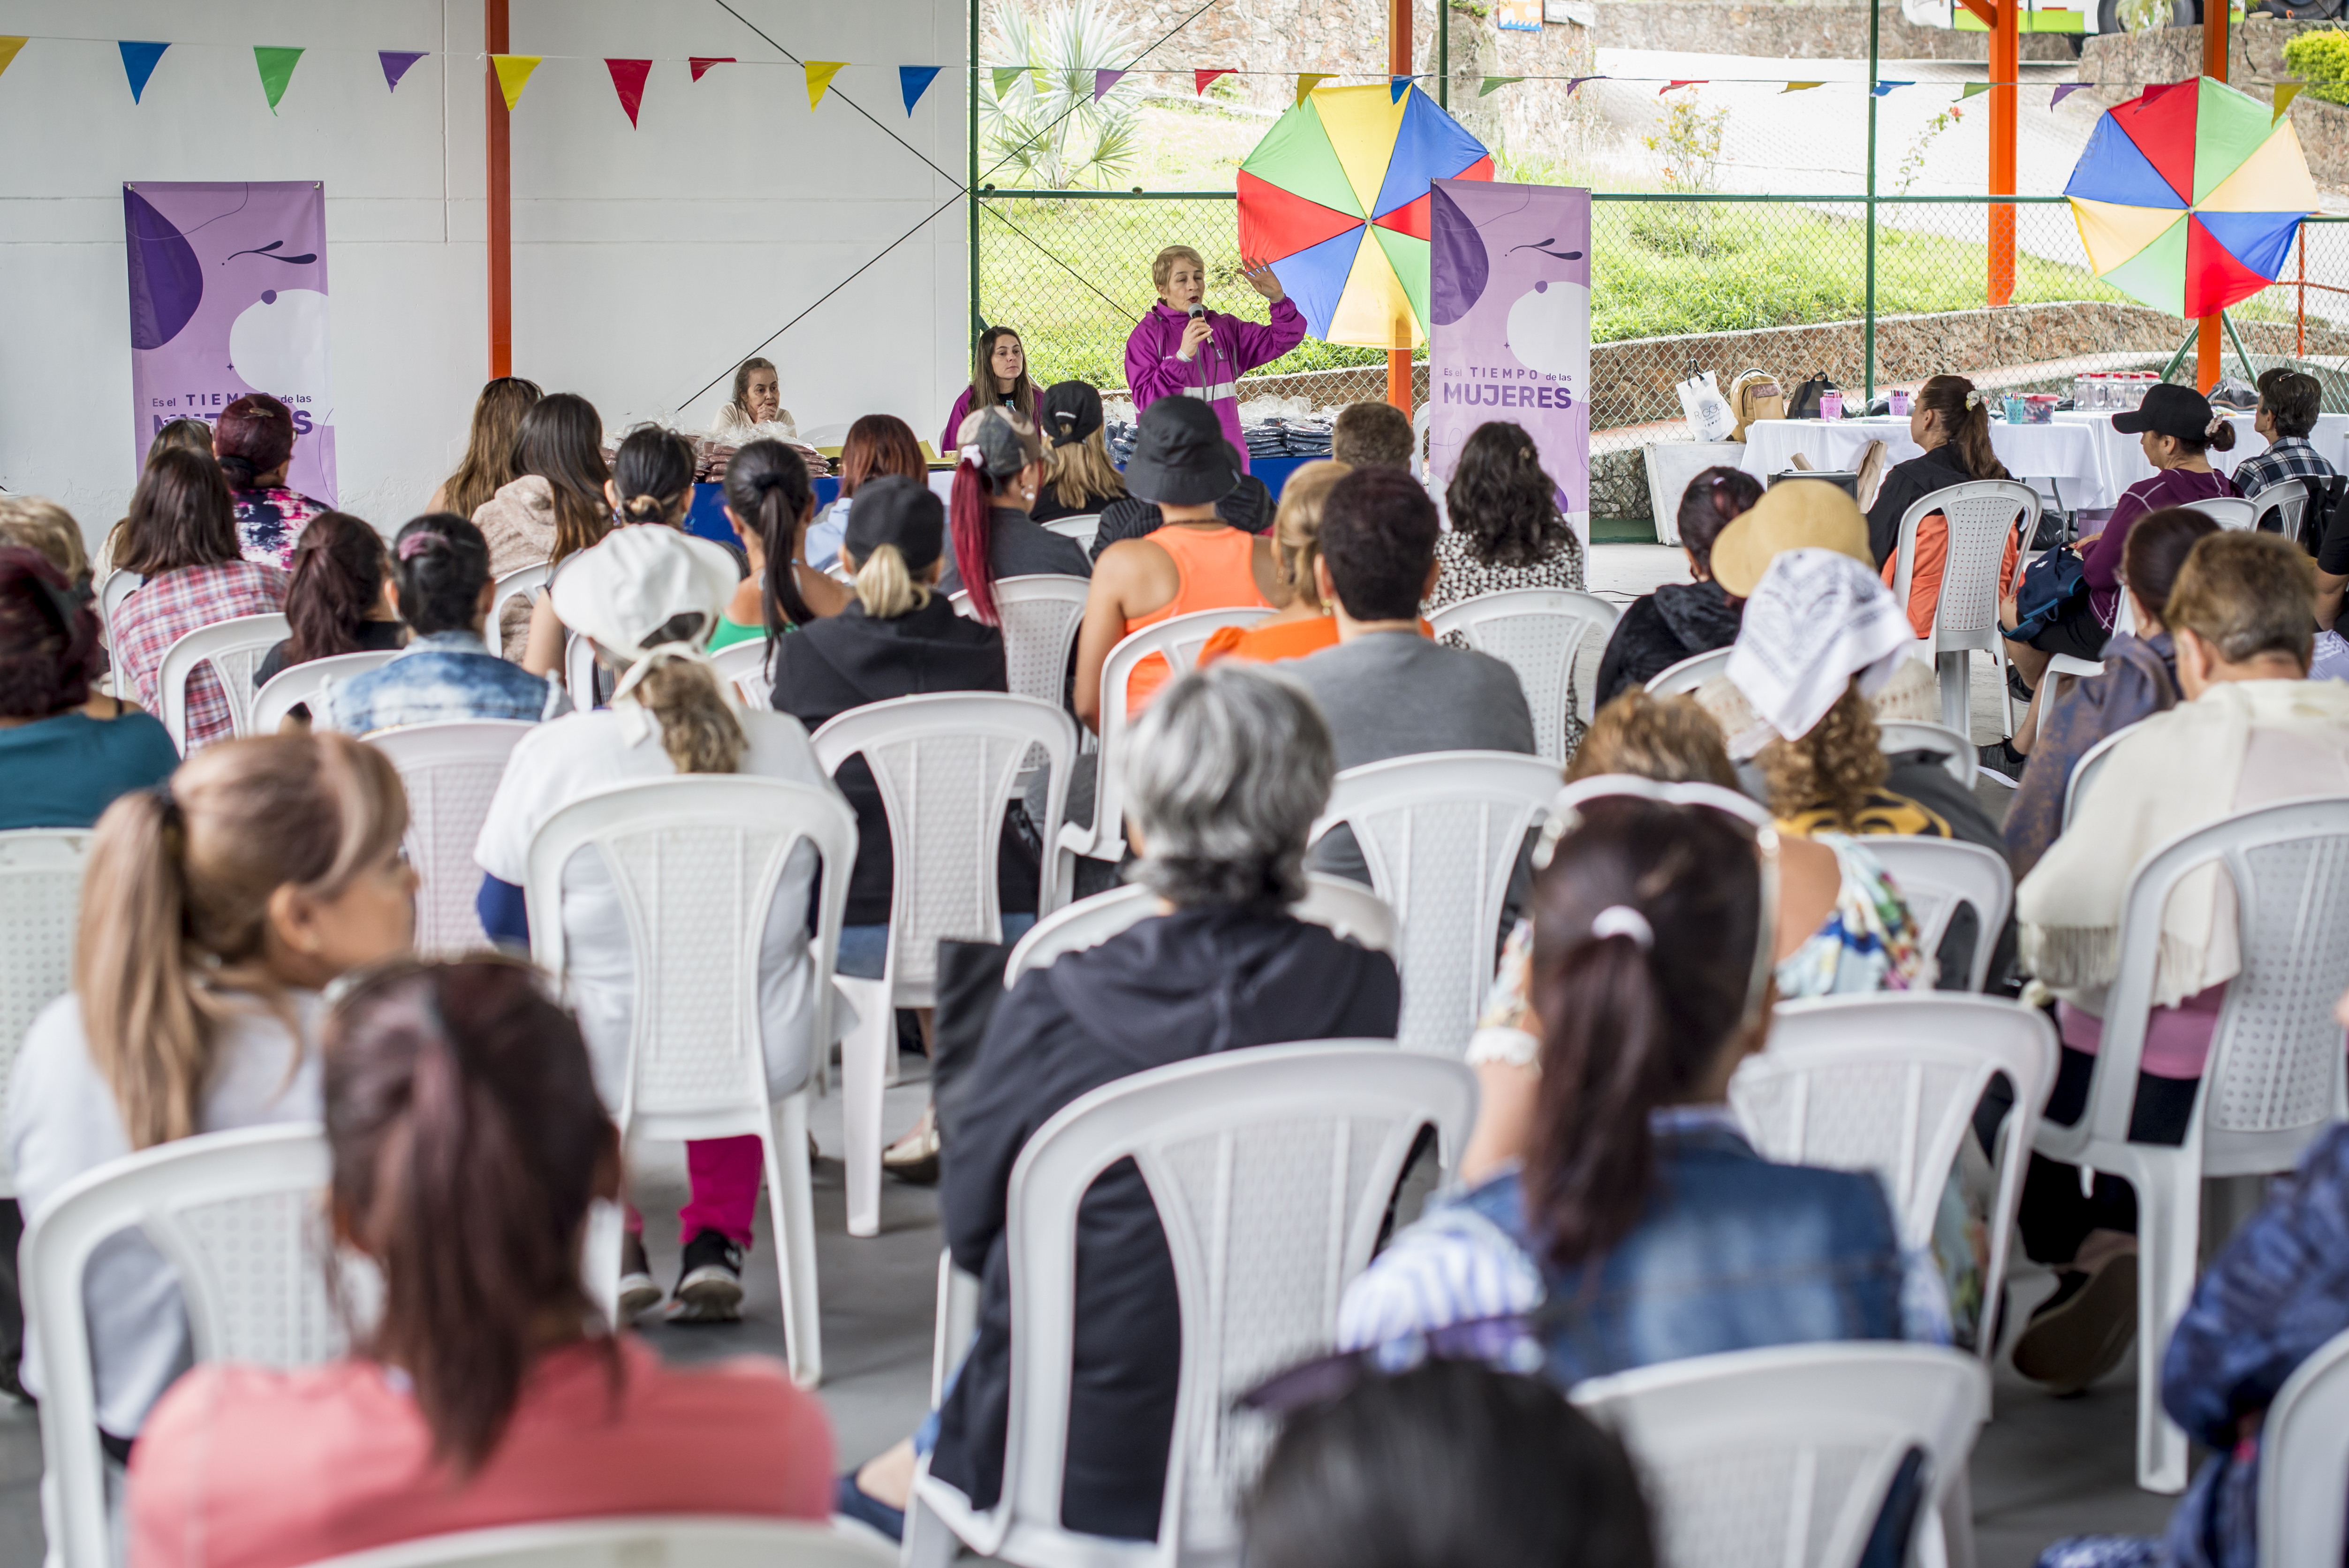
[1737,417,2104,506]
[2051,410,2349,509]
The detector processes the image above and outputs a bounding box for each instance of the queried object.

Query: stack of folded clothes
[1243,416,1334,460]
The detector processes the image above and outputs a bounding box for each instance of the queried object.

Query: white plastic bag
[1675,369,1735,443]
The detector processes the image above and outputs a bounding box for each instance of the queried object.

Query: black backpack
[1786,373,1841,420]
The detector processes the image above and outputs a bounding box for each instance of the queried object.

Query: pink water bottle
[1819,391,1844,420]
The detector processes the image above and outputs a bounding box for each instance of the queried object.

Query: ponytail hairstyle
[282,512,391,666]
[324,960,619,1476]
[440,378,543,522]
[609,425,695,527]
[1673,466,1763,579]
[0,546,101,719]
[390,514,494,637]
[614,612,748,776]
[77,734,409,1151]
[721,439,818,651]
[851,545,931,620]
[838,414,927,499]
[1914,375,2010,482]
[511,393,611,568]
[115,447,240,576]
[1524,796,1765,1272]
[949,406,1045,626]
[968,326,1037,428]
[212,394,298,492]
[1268,460,1351,612]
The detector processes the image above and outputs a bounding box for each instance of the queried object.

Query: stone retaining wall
[1594,2,2074,60]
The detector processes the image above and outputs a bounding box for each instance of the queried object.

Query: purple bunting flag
[1093,68,1126,102]
[2052,82,2089,107]
[379,50,425,92]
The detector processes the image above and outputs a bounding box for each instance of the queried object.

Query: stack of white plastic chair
[365,721,536,955]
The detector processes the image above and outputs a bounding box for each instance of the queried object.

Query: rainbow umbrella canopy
[1238,83,1492,350]
[2065,76,2319,318]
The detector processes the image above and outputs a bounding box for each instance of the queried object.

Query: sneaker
[883,1108,941,1186]
[2007,664,2038,705]
[2012,1247,2138,1395]
[617,1234,661,1322]
[1978,738,2028,783]
[668,1229,745,1324]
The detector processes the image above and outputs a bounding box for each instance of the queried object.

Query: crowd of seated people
[11,359,2349,1568]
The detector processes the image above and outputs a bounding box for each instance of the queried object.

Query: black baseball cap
[1122,396,1240,506]
[843,475,944,570]
[2113,382,2224,444]
[1041,380,1105,447]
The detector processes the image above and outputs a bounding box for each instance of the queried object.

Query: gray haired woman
[837,663,1402,1543]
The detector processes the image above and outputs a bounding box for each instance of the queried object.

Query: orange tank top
[1122,525,1272,711]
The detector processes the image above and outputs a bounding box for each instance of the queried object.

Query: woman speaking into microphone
[1124,245,1302,475]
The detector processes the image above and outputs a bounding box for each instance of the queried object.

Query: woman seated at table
[802,415,927,579]
[1864,375,2023,641]
[2004,384,2235,706]
[711,356,796,439]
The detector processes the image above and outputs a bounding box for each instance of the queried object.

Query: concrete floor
[0,545,2178,1563]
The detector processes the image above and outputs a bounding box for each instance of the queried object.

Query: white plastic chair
[525,777,855,1385]
[97,569,143,654]
[1309,750,1560,1058]
[1002,873,1399,989]
[2258,1323,2349,1568]
[2061,721,2143,830]
[709,638,773,709]
[0,829,92,1198]
[1733,994,2056,1362]
[950,574,1091,711]
[1889,480,2039,737]
[1427,588,1622,764]
[364,721,536,956]
[1040,513,1101,554]
[2036,652,2106,743]
[1875,719,1975,792]
[2186,495,2259,531]
[1643,646,1732,698]
[296,1517,898,1568]
[251,649,402,733]
[1572,1343,1989,1568]
[810,693,1076,1239]
[1062,608,1274,870]
[2248,482,2311,542]
[25,1124,348,1568]
[489,561,551,659]
[156,612,291,751]
[902,1042,1477,1568]
[564,632,600,710]
[2032,796,2349,1491]
[1862,837,2015,992]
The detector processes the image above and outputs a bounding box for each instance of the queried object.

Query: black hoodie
[1591,579,1744,710]
[765,595,1033,924]
[929,904,1402,1540]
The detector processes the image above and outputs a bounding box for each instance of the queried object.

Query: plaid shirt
[115,561,288,751]
[2229,433,2334,500]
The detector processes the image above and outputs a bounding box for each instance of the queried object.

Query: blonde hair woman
[1031,381,1126,524]
[10,733,415,1441]
[1199,459,1354,667]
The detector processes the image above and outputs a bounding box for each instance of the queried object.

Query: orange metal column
[486,0,512,379]
[2197,3,2228,389]
[1988,0,2017,307]
[1387,0,1413,414]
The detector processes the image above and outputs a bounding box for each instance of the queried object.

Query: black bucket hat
[2113,382,2226,444]
[1122,396,1240,506]
[843,475,944,571]
[1041,381,1105,447]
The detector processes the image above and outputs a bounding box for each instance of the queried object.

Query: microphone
[1188,304,1205,321]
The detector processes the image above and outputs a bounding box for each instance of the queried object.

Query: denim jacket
[1341,1109,1914,1384]
[317,630,568,736]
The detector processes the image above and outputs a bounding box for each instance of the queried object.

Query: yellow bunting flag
[490,54,539,112]
[1782,80,1824,93]
[2275,83,2303,119]
[0,37,25,81]
[805,61,848,108]
[1295,72,1334,106]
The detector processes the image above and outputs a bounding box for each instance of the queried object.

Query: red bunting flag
[1194,68,1234,95]
[689,57,733,83]
[1660,79,1702,94]
[605,58,650,126]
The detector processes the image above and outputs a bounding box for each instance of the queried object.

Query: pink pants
[624,1135,763,1248]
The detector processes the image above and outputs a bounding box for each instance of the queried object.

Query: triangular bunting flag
[993,66,1027,97]
[2275,83,2303,119]
[805,61,848,109]
[1872,80,1913,97]
[379,51,424,91]
[1479,76,1525,96]
[1093,68,1126,102]
[1390,75,1412,101]
[1660,79,1701,95]
[690,57,733,83]
[1960,81,1990,99]
[900,65,941,114]
[0,38,26,82]
[1295,72,1334,106]
[2051,82,2088,107]
[491,54,539,112]
[1195,68,1233,95]
[254,46,302,114]
[119,41,168,104]
[1783,81,1824,93]
[606,58,650,126]
[1565,76,1601,94]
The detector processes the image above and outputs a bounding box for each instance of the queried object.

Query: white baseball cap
[550,525,738,694]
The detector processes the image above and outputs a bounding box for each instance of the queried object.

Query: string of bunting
[0,35,2304,121]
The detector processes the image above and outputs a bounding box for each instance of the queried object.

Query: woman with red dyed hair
[213,394,330,571]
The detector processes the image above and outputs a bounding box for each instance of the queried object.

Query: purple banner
[1428,178,1590,544]
[126,180,334,503]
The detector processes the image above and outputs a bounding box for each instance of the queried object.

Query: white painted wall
[0,0,970,548]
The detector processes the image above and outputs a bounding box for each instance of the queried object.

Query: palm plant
[982,0,1145,189]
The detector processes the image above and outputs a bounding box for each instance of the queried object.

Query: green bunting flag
[1478,75,1524,96]
[254,45,303,113]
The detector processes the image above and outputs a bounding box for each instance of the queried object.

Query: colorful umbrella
[1238,83,1493,349]
[2065,77,2318,319]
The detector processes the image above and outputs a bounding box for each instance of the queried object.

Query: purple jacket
[1124,299,1305,474]
[941,385,1037,454]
